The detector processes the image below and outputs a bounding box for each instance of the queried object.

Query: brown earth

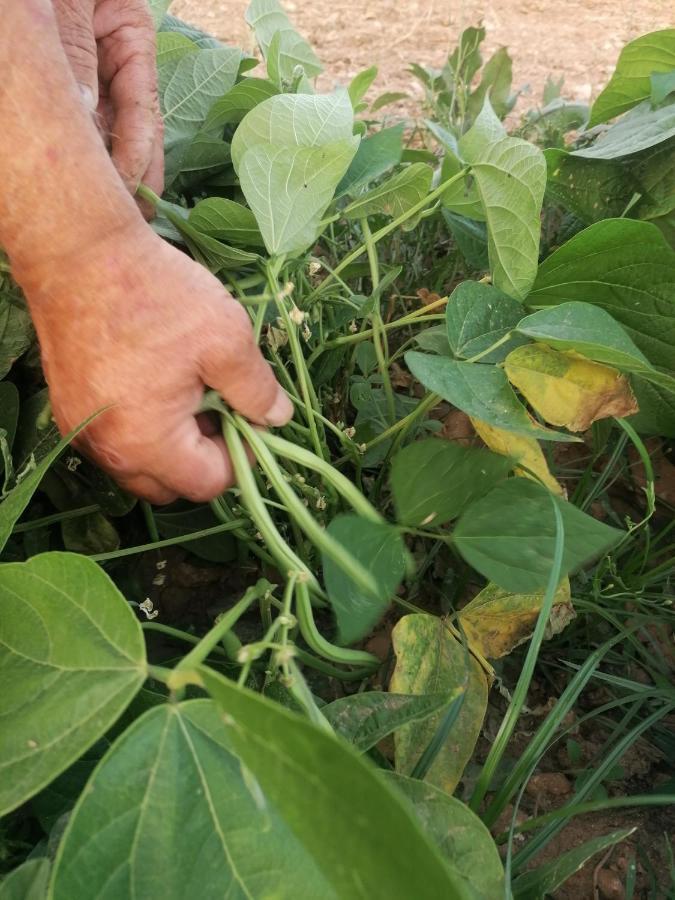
[169,0,673,110]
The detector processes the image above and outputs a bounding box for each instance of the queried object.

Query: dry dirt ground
[169,0,673,110]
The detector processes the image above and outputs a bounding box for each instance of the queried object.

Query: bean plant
[1,3,674,897]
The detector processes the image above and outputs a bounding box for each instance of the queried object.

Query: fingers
[53,0,99,108]
[151,420,236,503]
[95,0,163,195]
[198,308,294,427]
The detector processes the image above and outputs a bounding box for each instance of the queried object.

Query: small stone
[597,868,625,900]
[525,772,572,797]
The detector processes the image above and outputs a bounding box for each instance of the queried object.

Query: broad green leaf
[453,479,623,592]
[0,294,32,380]
[440,152,485,221]
[504,344,638,431]
[588,29,675,126]
[60,511,119,555]
[343,164,433,225]
[512,828,635,899]
[200,667,474,899]
[266,28,318,91]
[31,738,111,831]
[442,211,489,269]
[448,25,485,84]
[471,418,562,495]
[245,0,322,85]
[528,218,675,435]
[0,859,50,900]
[413,325,451,356]
[322,514,407,645]
[652,70,675,105]
[159,14,222,49]
[156,32,198,67]
[154,504,237,563]
[337,123,405,196]
[405,351,578,442]
[51,700,327,900]
[390,438,512,527]
[517,302,675,394]
[238,139,358,256]
[370,91,409,112]
[544,149,635,223]
[204,78,279,130]
[348,65,378,107]
[172,133,231,188]
[323,692,449,752]
[167,211,261,271]
[458,100,546,299]
[466,47,514,123]
[458,579,573,658]
[384,774,505,898]
[189,197,265,247]
[161,47,242,182]
[0,419,94,553]
[445,281,527,363]
[0,553,145,815]
[390,614,489,794]
[575,100,675,159]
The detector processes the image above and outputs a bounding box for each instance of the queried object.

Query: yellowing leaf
[458,579,574,659]
[470,417,563,495]
[504,343,638,431]
[390,614,489,794]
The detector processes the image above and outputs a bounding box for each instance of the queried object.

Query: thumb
[53,1,99,111]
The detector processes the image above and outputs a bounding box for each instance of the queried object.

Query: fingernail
[264,388,293,427]
[78,84,97,113]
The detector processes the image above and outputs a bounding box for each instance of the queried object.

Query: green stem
[13,504,100,533]
[464,331,514,363]
[361,217,396,424]
[173,580,271,674]
[90,519,248,563]
[141,500,160,543]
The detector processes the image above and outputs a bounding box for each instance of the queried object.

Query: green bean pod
[295,583,379,669]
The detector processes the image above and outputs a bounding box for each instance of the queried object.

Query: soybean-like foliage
[1,4,674,897]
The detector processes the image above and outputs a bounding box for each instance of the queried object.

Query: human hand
[20,223,293,504]
[52,0,164,204]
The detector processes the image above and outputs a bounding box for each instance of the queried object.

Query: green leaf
[454,479,623,592]
[458,100,546,299]
[517,302,675,393]
[390,614,489,794]
[544,149,635,223]
[245,0,322,85]
[652,70,675,106]
[348,65,378,107]
[204,77,279,130]
[413,325,451,356]
[337,123,405,196]
[0,552,145,815]
[154,504,236,563]
[343,164,433,224]
[370,91,409,112]
[575,99,675,159]
[0,294,32,380]
[155,32,198,67]
[189,197,264,247]
[323,692,449,752]
[0,382,19,480]
[161,47,242,183]
[172,133,231,188]
[466,47,514,123]
[442,211,489,269]
[0,859,50,900]
[404,351,577,442]
[200,667,474,899]
[166,211,261,271]
[61,511,119,555]
[390,438,512,527]
[448,25,485,84]
[384,773,505,898]
[322,514,407,645]
[445,281,527,363]
[238,139,358,256]
[159,14,222,49]
[588,29,675,126]
[512,828,635,899]
[51,700,328,899]
[528,218,675,435]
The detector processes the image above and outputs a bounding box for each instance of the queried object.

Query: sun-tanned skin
[0,0,292,504]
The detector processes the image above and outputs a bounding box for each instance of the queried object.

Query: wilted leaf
[589,29,675,127]
[323,692,449,752]
[458,579,574,658]
[445,281,527,363]
[405,351,578,442]
[504,343,638,431]
[471,418,562,495]
[384,774,505,898]
[390,614,489,794]
[453,479,623,593]
[390,437,512,526]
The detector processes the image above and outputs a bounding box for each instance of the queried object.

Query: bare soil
[169,0,673,110]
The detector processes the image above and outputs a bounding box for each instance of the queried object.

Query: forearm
[0,0,142,286]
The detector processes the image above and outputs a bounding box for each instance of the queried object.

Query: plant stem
[361,217,396,423]
[13,504,100,533]
[90,519,248,562]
